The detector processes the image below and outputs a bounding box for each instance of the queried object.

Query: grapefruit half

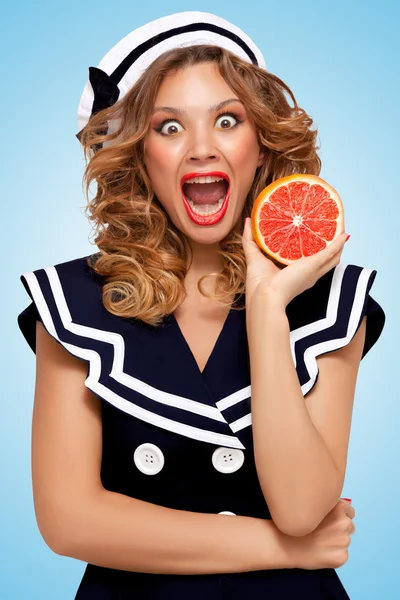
[251,174,345,266]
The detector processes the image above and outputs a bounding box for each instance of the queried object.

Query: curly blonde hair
[79,44,321,326]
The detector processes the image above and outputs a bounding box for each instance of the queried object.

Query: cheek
[144,139,169,175]
[144,136,184,178]
[233,130,260,167]
[143,139,180,215]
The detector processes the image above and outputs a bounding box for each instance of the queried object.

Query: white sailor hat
[76,11,266,139]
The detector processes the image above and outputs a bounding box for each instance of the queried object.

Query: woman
[18,11,385,599]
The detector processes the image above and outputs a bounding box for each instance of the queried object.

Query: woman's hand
[241,218,350,309]
[285,498,356,570]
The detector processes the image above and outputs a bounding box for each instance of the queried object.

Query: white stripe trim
[290,263,346,368]
[45,266,226,423]
[300,267,373,395]
[22,262,372,443]
[215,263,373,418]
[23,270,245,450]
[216,385,251,411]
[230,413,252,432]
[215,265,348,416]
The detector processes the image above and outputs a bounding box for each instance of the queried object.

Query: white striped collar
[20,259,378,449]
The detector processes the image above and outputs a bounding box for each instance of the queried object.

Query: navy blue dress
[17,255,385,599]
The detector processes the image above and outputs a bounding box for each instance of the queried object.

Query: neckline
[169,300,240,377]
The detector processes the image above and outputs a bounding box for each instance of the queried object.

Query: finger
[322,232,349,262]
[242,218,262,256]
[347,519,356,535]
[241,218,250,241]
[313,233,348,273]
[242,218,254,241]
[294,232,346,277]
[339,497,352,508]
[341,502,355,519]
[323,247,344,272]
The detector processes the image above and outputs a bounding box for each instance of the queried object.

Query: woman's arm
[246,291,366,537]
[32,321,294,575]
[66,489,288,574]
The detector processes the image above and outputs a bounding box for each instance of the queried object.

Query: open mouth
[181,173,230,216]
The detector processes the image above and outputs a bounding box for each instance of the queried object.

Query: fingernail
[345,234,351,242]
[342,498,352,502]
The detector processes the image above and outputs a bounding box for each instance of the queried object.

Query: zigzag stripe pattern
[217,264,376,433]
[21,268,245,450]
[21,261,377,444]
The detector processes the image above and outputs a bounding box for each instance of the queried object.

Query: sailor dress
[17,254,386,599]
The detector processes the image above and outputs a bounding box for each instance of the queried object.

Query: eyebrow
[152,98,244,115]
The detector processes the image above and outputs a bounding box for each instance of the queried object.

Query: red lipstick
[181,171,230,226]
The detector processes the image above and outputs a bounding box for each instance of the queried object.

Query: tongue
[183,181,227,205]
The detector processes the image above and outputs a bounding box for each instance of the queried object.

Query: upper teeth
[184,176,225,184]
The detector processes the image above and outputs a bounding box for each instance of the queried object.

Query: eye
[215,113,241,130]
[156,119,184,136]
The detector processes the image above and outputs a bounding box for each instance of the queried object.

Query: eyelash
[154,112,244,136]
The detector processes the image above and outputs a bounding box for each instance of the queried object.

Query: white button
[212,447,244,473]
[133,443,164,475]
[218,511,237,516]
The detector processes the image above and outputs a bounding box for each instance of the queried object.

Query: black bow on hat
[76,66,120,141]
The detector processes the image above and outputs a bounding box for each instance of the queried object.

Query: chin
[186,219,235,241]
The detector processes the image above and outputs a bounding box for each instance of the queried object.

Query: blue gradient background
[2,1,398,598]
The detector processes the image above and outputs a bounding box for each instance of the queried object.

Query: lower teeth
[187,196,225,216]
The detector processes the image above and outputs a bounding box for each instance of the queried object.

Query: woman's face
[143,62,264,245]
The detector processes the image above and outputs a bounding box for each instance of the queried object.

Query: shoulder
[286,261,386,396]
[18,253,106,354]
[20,253,102,301]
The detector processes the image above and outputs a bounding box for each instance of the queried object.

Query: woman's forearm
[247,291,342,536]
[57,488,299,574]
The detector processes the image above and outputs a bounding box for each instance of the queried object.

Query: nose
[187,127,219,163]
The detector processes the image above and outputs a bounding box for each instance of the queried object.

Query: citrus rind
[251,174,345,266]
